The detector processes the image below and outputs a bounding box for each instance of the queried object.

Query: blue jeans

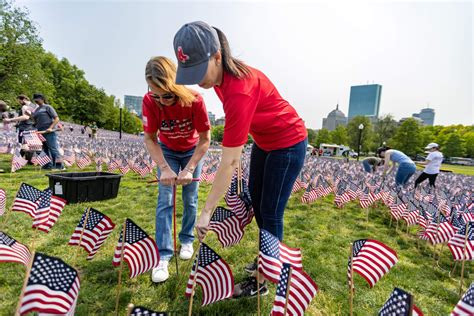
[156,144,203,260]
[362,160,372,173]
[42,132,63,169]
[395,162,416,187]
[248,138,307,241]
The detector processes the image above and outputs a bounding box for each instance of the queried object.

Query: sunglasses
[148,86,175,101]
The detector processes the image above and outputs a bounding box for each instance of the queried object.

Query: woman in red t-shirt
[173,22,308,298]
[143,56,211,283]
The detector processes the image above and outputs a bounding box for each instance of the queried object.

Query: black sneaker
[233,277,268,298]
[244,257,257,273]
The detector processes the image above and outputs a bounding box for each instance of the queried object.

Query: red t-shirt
[214,66,307,151]
[142,92,210,152]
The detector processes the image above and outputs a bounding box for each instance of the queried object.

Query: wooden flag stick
[126,303,134,316]
[450,261,459,277]
[433,210,442,264]
[237,163,242,196]
[257,235,261,316]
[115,220,127,316]
[389,216,393,228]
[30,227,39,251]
[349,243,354,316]
[75,207,91,260]
[188,242,203,316]
[459,222,469,297]
[283,266,293,316]
[408,296,414,316]
[15,251,35,316]
[366,207,370,223]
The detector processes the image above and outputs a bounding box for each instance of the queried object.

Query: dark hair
[17,94,29,101]
[212,27,250,78]
[376,146,391,157]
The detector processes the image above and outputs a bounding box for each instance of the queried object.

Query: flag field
[0,154,472,315]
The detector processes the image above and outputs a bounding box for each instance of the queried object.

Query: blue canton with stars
[275,263,291,298]
[198,243,221,267]
[210,207,235,223]
[0,232,16,247]
[16,183,42,203]
[378,287,413,316]
[119,219,149,244]
[260,229,280,260]
[27,253,77,292]
[131,306,167,316]
[78,208,104,230]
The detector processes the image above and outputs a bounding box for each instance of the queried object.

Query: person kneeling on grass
[142,56,211,283]
[362,156,383,173]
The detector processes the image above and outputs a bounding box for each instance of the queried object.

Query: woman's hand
[177,169,193,186]
[159,167,177,186]
[196,208,213,242]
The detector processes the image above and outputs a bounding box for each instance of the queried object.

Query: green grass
[0,154,472,315]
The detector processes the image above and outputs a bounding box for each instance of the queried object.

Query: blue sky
[17,0,473,128]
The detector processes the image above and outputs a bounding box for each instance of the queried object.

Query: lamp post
[357,123,364,161]
[119,103,123,140]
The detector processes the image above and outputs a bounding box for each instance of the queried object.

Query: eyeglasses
[151,93,175,100]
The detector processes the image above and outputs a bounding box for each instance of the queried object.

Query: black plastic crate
[46,172,122,204]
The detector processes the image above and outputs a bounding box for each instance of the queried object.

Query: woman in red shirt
[173,22,308,298]
[143,56,211,283]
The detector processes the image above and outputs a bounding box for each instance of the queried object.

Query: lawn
[0,154,472,315]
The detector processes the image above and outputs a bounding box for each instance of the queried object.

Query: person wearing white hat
[414,143,443,188]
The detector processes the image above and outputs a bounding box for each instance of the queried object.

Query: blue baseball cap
[173,21,220,85]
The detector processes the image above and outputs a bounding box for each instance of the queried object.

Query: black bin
[46,172,123,204]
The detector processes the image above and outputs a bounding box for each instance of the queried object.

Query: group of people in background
[362,142,444,189]
[1,94,64,170]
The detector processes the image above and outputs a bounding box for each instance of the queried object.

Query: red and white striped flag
[34,151,52,167]
[448,222,474,261]
[0,231,31,266]
[32,189,67,233]
[12,183,42,218]
[271,263,318,316]
[209,206,244,247]
[348,239,398,289]
[185,242,233,306]
[76,152,92,169]
[0,188,6,216]
[18,252,80,316]
[68,208,116,260]
[258,229,303,284]
[11,151,28,173]
[452,282,474,315]
[112,219,159,278]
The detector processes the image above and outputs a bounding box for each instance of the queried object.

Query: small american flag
[425,214,457,245]
[185,242,233,306]
[68,208,116,260]
[0,188,6,215]
[34,151,52,167]
[301,183,320,204]
[112,219,160,278]
[129,305,167,316]
[0,231,31,266]
[335,183,351,208]
[19,252,80,316]
[76,152,92,169]
[209,206,244,247]
[22,131,44,151]
[108,158,120,172]
[291,178,307,194]
[32,189,67,233]
[451,282,474,315]
[258,229,302,284]
[378,287,423,316]
[225,175,253,227]
[448,222,474,261]
[348,239,398,289]
[11,150,28,173]
[12,183,42,218]
[271,263,318,316]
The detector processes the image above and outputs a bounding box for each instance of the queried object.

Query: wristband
[184,167,194,174]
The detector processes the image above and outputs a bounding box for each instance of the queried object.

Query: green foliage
[443,133,465,158]
[0,1,141,134]
[330,125,348,146]
[306,128,317,146]
[347,116,373,153]
[373,114,397,147]
[211,125,224,142]
[392,118,422,156]
[315,128,331,147]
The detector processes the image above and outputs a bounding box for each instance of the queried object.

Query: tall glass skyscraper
[124,95,143,117]
[348,84,382,120]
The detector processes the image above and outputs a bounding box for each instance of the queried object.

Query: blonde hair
[145,56,196,107]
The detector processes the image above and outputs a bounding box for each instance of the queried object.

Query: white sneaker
[151,260,169,283]
[179,243,194,260]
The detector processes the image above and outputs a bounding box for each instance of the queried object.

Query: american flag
[33,151,52,167]
[22,131,44,151]
[291,178,307,194]
[11,150,28,173]
[0,188,6,215]
[19,252,80,316]
[119,159,130,174]
[448,222,474,261]
[390,201,407,221]
[76,152,92,169]
[12,183,42,217]
[258,229,303,284]
[32,189,67,233]
[451,282,474,315]
[112,219,160,278]
[68,208,116,260]
[185,242,233,306]
[225,175,253,227]
[129,305,167,316]
[378,287,423,316]
[209,206,244,247]
[348,239,398,289]
[95,157,103,172]
[334,183,351,208]
[63,149,75,166]
[301,183,320,204]
[108,158,120,172]
[0,231,31,266]
[425,214,457,245]
[271,263,318,316]
[359,186,375,209]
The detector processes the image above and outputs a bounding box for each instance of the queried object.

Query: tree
[346,116,373,153]
[212,125,224,143]
[463,132,474,158]
[443,133,465,158]
[392,118,422,156]
[315,128,331,147]
[306,128,317,146]
[330,125,348,145]
[373,114,397,147]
